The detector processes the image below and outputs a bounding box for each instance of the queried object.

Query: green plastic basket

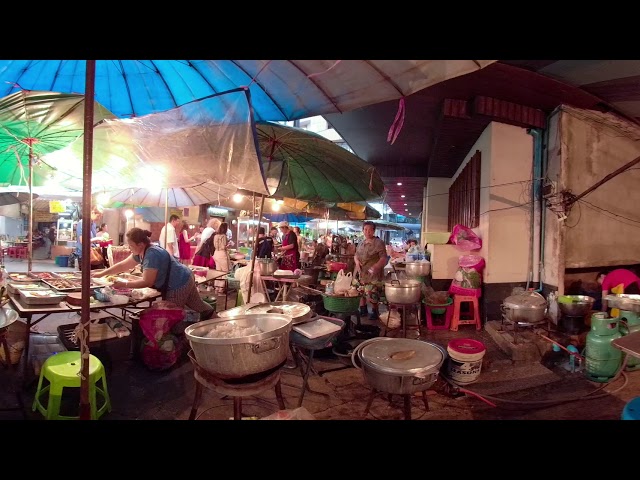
[322,294,362,313]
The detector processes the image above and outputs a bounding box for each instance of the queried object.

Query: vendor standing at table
[75,205,104,271]
[354,220,387,321]
[92,228,215,321]
[277,221,299,271]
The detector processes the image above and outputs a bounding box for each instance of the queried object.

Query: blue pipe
[527,128,545,293]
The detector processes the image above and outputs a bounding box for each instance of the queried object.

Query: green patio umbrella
[0,90,115,271]
[257,121,385,203]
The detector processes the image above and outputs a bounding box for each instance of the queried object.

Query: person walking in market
[159,214,181,260]
[354,220,387,321]
[74,205,104,271]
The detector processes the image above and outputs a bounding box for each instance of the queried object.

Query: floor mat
[459,361,562,396]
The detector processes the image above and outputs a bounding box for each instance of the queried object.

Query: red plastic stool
[7,247,16,258]
[450,295,481,331]
[16,247,27,259]
[425,299,454,330]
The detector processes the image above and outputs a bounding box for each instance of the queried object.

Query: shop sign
[49,200,66,213]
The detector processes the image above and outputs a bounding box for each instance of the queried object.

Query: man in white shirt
[159,214,181,259]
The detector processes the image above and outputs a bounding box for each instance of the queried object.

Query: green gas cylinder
[618,310,640,371]
[585,313,623,383]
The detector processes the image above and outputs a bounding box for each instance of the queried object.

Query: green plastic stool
[32,351,111,420]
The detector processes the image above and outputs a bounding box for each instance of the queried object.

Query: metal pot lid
[359,338,445,375]
[217,303,260,318]
[503,292,547,309]
[246,302,311,324]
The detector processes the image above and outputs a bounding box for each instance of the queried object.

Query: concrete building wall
[559,107,640,269]
[422,177,451,234]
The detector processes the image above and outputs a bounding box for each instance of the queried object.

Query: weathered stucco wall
[560,106,640,268]
[544,111,563,290]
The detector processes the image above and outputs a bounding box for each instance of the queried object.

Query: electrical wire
[447,354,631,411]
[479,200,533,216]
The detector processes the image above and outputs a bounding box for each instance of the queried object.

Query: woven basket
[322,294,361,313]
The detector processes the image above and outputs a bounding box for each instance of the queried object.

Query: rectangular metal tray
[42,278,81,292]
[27,271,58,281]
[7,272,35,283]
[19,289,67,305]
[7,281,47,295]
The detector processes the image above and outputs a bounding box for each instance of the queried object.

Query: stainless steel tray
[605,294,640,313]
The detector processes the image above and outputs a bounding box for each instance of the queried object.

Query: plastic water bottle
[326,281,335,295]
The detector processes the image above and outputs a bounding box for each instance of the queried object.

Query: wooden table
[612,331,640,360]
[260,276,300,302]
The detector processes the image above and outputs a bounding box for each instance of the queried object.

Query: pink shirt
[601,269,640,292]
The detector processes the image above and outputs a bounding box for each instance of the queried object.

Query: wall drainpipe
[527,127,545,293]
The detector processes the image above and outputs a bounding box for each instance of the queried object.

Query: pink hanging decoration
[307,60,342,79]
[387,97,406,145]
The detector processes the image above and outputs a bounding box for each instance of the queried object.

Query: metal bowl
[404,261,431,277]
[185,313,292,379]
[384,279,422,304]
[558,295,595,317]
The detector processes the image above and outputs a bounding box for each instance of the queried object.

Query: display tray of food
[28,271,57,280]
[7,272,35,283]
[41,278,80,292]
[19,288,67,305]
[7,282,47,295]
[52,271,82,280]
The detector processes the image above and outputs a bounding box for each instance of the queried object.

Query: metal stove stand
[187,351,286,420]
[382,302,422,339]
[500,314,547,344]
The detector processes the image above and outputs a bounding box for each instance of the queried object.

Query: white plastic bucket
[446,338,486,384]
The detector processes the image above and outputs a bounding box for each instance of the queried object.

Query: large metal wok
[185,313,292,379]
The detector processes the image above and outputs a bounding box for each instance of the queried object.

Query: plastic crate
[57,323,131,365]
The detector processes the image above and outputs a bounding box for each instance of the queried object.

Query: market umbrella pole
[27,145,34,272]
[79,60,96,420]
[163,189,168,251]
[246,194,265,302]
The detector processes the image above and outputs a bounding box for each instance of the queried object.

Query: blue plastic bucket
[56,255,69,267]
[622,397,640,420]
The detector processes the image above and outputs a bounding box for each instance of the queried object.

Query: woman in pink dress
[276,221,299,271]
[178,220,192,265]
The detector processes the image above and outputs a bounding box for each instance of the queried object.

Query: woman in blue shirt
[92,228,215,321]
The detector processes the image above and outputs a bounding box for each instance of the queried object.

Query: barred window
[448,150,481,230]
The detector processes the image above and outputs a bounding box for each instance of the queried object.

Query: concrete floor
[1,258,639,420]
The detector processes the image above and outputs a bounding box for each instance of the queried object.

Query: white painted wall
[422,177,451,234]
[448,122,534,284]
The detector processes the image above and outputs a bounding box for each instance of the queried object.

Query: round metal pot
[352,337,446,395]
[502,291,547,325]
[384,279,422,304]
[558,295,595,317]
[404,261,431,278]
[257,258,278,276]
[184,313,292,379]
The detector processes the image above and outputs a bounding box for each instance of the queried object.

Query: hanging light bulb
[272,203,281,211]
[124,209,134,219]
[233,193,243,203]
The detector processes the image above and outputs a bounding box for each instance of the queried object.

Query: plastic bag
[334,269,353,294]
[450,224,482,251]
[449,255,485,297]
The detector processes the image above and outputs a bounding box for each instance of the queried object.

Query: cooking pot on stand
[501,291,548,325]
[185,313,292,379]
[384,279,423,304]
[257,258,278,276]
[351,337,447,395]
